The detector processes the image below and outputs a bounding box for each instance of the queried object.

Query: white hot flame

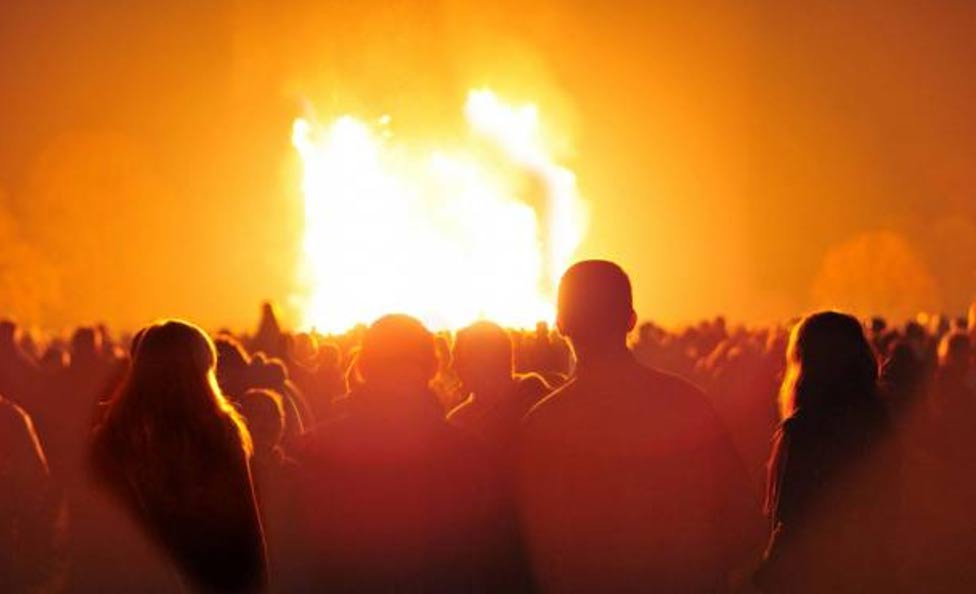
[292,89,586,333]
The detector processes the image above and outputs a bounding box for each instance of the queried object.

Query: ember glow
[292,89,586,333]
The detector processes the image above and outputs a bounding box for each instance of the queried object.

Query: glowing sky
[0,1,973,329]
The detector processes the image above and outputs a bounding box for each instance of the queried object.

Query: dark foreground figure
[518,261,763,594]
[294,315,523,594]
[756,312,901,594]
[91,321,267,594]
[448,320,550,456]
[3,259,974,594]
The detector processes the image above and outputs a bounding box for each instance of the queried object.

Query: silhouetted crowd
[1,260,975,593]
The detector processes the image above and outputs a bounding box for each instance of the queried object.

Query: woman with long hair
[92,320,267,593]
[755,311,901,593]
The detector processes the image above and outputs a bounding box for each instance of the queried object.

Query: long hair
[95,320,252,490]
[778,311,879,420]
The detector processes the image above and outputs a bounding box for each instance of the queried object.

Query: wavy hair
[778,311,879,420]
[95,320,252,487]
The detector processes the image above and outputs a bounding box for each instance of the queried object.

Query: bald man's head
[557,260,637,346]
[358,314,437,386]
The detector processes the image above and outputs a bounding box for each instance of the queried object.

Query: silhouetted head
[557,260,637,356]
[0,319,16,343]
[255,301,282,337]
[869,317,887,335]
[238,388,285,454]
[358,314,436,390]
[71,326,102,363]
[938,331,971,372]
[453,321,513,394]
[260,301,279,326]
[19,332,39,360]
[904,320,926,345]
[214,335,252,398]
[251,357,288,389]
[881,339,923,395]
[291,332,318,364]
[132,321,215,386]
[102,320,251,456]
[40,345,69,372]
[316,341,341,370]
[780,311,879,419]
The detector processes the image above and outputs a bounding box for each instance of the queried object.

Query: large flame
[292,89,585,333]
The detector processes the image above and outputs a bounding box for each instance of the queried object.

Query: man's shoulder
[522,362,713,427]
[520,377,577,428]
[639,365,709,402]
[633,365,722,426]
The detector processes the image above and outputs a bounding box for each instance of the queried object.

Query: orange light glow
[291,89,586,333]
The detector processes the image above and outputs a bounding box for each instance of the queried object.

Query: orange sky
[0,0,973,331]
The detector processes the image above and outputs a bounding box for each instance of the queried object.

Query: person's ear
[627,309,637,333]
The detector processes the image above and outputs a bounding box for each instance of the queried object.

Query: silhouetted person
[519,260,762,594]
[756,311,900,594]
[0,320,38,407]
[898,329,976,593]
[252,302,286,359]
[932,332,975,429]
[249,355,310,451]
[46,327,125,487]
[306,341,347,422]
[92,320,267,593]
[0,396,59,594]
[881,339,930,430]
[238,388,302,594]
[448,321,550,454]
[295,314,516,593]
[215,334,253,399]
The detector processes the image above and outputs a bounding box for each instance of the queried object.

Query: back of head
[238,388,285,454]
[251,357,288,389]
[883,340,921,381]
[557,260,636,349]
[71,326,102,362]
[215,335,251,370]
[103,320,249,458]
[131,321,215,385]
[0,319,17,347]
[453,321,513,387]
[214,335,252,397]
[780,311,879,419]
[358,314,436,389]
[938,331,971,370]
[41,345,69,371]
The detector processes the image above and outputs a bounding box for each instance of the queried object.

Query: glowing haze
[291,89,586,333]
